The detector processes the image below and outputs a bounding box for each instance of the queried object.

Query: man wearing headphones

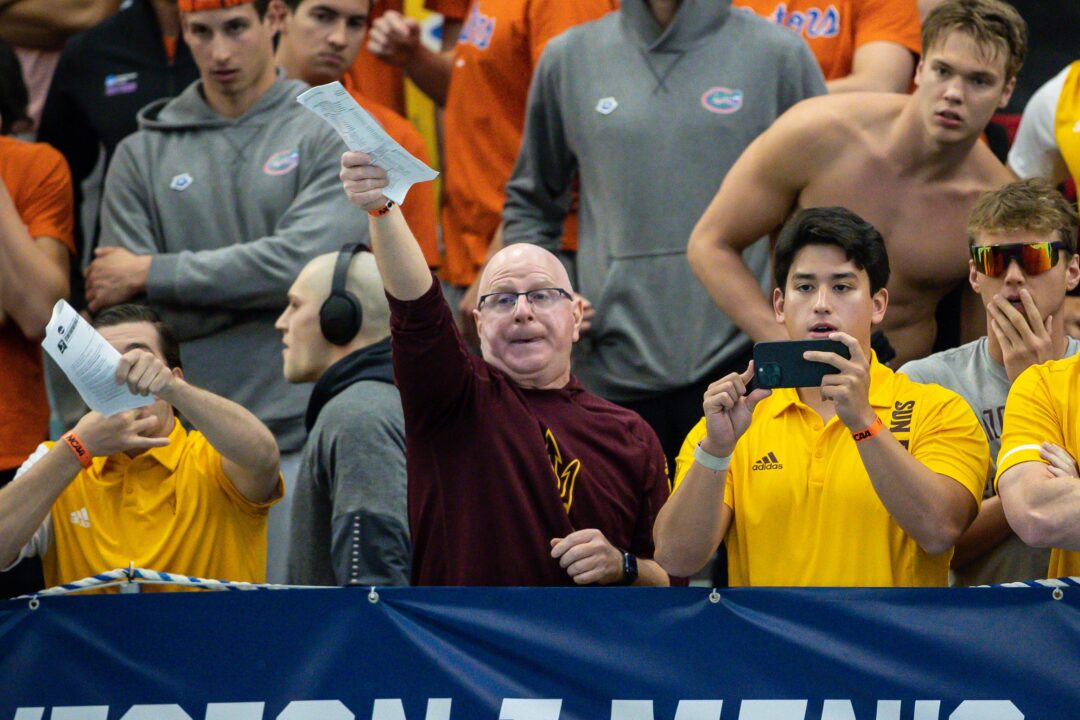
[275,247,409,586]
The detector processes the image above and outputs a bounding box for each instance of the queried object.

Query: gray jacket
[502,0,824,401]
[287,380,409,587]
[100,75,367,451]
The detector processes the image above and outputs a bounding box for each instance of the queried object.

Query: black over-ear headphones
[319,243,369,345]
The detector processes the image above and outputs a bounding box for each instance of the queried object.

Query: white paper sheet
[41,300,154,416]
[297,81,438,206]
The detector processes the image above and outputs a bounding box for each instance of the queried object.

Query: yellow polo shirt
[995,354,1080,578]
[673,356,987,587]
[42,421,282,590]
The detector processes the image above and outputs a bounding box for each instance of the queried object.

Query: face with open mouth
[774,244,887,350]
[474,246,583,390]
[969,230,1080,335]
[915,30,1013,143]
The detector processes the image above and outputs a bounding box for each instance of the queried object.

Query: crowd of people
[1,0,1079,598]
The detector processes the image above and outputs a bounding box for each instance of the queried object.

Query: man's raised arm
[687,100,832,343]
[339,151,432,301]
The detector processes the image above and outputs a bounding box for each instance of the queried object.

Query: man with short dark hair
[277,249,409,586]
[84,0,366,581]
[900,178,1080,585]
[654,207,989,586]
[0,304,282,590]
[270,0,439,269]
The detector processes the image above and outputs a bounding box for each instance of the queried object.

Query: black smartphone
[753,339,851,389]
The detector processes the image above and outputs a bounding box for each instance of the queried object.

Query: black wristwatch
[616,551,638,586]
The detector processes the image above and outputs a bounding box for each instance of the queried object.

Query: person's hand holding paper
[42,300,156,416]
[296,81,437,206]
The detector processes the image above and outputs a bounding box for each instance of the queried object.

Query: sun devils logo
[545,429,580,513]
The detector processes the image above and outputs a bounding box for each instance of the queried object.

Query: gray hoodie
[100,75,367,451]
[502,0,824,402]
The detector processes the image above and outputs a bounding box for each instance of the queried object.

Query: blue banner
[0,587,1077,719]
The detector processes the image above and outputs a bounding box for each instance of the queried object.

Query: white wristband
[694,443,730,473]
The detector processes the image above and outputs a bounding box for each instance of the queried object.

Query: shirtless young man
[688,0,1027,366]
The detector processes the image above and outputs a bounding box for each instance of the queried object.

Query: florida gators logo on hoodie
[701,87,744,114]
[264,149,300,176]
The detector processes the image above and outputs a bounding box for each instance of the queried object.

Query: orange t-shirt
[430,0,616,286]
[733,0,920,82]
[346,86,441,268]
[0,136,75,470]
[344,0,407,115]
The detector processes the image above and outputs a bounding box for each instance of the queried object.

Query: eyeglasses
[477,287,572,313]
[970,241,1066,278]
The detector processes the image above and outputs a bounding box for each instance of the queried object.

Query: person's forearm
[402,47,453,106]
[0,191,68,339]
[826,45,913,94]
[687,238,786,343]
[0,0,122,48]
[164,380,279,479]
[1000,465,1080,550]
[950,494,1012,569]
[0,444,80,568]
[369,205,435,301]
[858,429,976,555]
[653,462,730,577]
[634,558,670,587]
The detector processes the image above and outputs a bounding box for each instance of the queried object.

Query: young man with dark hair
[83,0,366,582]
[900,179,1080,585]
[654,207,989,586]
[0,304,282,591]
[689,0,1028,367]
[270,0,439,270]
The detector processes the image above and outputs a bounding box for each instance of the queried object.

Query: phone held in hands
[753,339,851,389]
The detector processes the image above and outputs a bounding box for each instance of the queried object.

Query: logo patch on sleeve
[169,173,194,191]
[595,97,619,115]
[263,149,300,176]
[701,87,744,114]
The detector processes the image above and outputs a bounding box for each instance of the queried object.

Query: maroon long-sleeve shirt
[389,278,669,586]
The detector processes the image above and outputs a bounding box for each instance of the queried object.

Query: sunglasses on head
[970,241,1065,278]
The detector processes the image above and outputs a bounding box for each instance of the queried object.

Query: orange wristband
[368,200,394,217]
[61,432,93,468]
[852,416,884,443]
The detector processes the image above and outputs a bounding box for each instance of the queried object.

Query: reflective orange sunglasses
[970,241,1065,278]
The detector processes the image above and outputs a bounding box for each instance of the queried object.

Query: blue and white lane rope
[14,565,309,599]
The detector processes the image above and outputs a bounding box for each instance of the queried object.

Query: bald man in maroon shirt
[340,151,673,586]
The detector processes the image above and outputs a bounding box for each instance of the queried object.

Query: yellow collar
[98,418,188,473]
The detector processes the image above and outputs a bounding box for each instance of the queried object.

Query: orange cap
[177,0,254,13]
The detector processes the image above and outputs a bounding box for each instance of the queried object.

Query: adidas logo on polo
[70,507,90,528]
[752,452,783,471]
